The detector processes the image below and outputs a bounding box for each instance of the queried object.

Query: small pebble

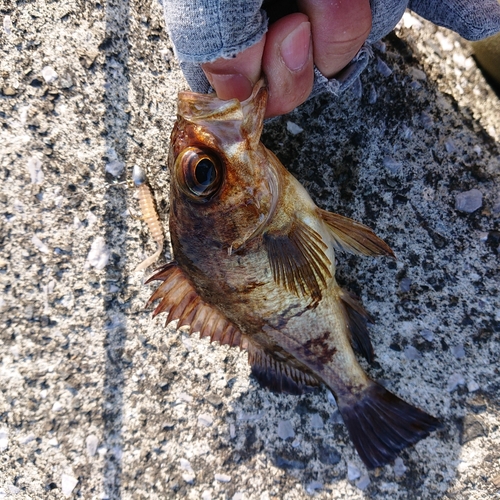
[420,329,434,342]
[404,346,422,360]
[182,473,195,484]
[51,401,63,412]
[8,485,20,495]
[3,15,12,35]
[376,57,393,77]
[232,493,245,500]
[27,157,44,184]
[435,31,453,51]
[41,66,58,84]
[351,77,363,99]
[86,435,99,456]
[277,420,295,440]
[310,413,323,430]
[286,121,303,135]
[0,428,8,452]
[383,157,402,174]
[32,235,50,254]
[393,457,407,477]
[18,434,36,445]
[368,84,377,104]
[198,414,213,427]
[491,473,500,488]
[214,473,231,483]
[402,12,423,29]
[420,112,434,129]
[347,462,361,481]
[61,474,78,497]
[410,67,427,81]
[447,373,465,392]
[445,139,456,153]
[179,392,193,403]
[455,189,482,213]
[451,345,466,359]
[180,458,194,472]
[87,237,110,270]
[48,437,58,447]
[467,380,480,392]
[105,160,124,177]
[399,277,412,292]
[306,481,323,493]
[201,491,212,500]
[356,474,371,490]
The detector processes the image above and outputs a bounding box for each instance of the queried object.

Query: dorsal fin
[146,263,246,348]
[317,208,395,258]
[339,289,374,362]
[247,342,320,395]
[264,219,332,303]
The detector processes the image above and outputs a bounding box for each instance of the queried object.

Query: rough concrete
[0,2,499,499]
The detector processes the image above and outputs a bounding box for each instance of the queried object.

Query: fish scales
[146,80,440,469]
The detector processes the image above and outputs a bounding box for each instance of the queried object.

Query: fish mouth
[178,78,266,124]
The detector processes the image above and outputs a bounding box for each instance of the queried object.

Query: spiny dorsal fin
[317,208,395,258]
[339,289,374,363]
[146,263,246,349]
[247,342,320,395]
[264,220,332,303]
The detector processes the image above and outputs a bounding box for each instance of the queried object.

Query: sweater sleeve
[162,0,500,96]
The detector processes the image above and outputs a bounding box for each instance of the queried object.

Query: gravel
[1,3,499,500]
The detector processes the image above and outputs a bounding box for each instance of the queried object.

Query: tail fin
[337,382,440,469]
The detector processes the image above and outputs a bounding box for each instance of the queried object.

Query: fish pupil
[195,159,216,188]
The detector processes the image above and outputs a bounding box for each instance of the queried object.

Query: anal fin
[248,342,320,395]
[317,208,395,258]
[338,381,441,469]
[339,289,374,362]
[146,262,246,349]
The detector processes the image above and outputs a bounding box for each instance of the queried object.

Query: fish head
[169,80,279,255]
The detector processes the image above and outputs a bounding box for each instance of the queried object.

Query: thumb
[201,36,266,101]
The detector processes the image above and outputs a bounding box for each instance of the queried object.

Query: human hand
[201,0,372,117]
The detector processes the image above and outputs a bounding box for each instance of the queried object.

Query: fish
[146,79,440,469]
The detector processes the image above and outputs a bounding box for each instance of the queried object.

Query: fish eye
[175,147,223,201]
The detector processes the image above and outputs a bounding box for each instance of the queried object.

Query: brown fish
[147,80,439,469]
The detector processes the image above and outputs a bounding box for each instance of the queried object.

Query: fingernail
[281,22,311,72]
[204,72,253,101]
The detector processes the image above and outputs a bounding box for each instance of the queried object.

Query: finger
[297,0,372,78]
[201,36,266,101]
[262,13,314,117]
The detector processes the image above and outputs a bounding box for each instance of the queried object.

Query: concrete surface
[0,2,499,499]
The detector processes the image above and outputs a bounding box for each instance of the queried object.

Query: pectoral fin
[264,220,332,303]
[317,208,395,258]
[146,263,246,348]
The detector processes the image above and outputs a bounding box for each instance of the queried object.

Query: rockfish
[147,80,439,469]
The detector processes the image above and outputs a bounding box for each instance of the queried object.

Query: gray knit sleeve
[409,0,500,40]
[162,0,500,96]
[163,0,268,63]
